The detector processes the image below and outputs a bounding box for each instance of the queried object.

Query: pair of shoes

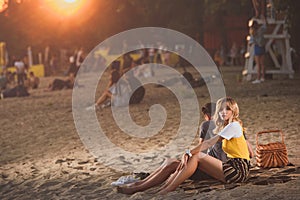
[260,78,265,82]
[85,105,96,111]
[111,175,140,186]
[252,79,261,84]
[85,104,100,111]
[133,172,150,180]
[101,101,111,108]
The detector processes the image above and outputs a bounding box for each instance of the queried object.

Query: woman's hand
[183,153,189,166]
[179,153,190,168]
[246,140,254,158]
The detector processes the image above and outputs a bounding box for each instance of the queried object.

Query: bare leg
[159,161,186,191]
[129,158,178,187]
[158,153,225,194]
[44,83,53,92]
[95,90,112,106]
[118,159,180,194]
[255,55,261,80]
[197,155,225,182]
[260,55,265,80]
[158,154,199,194]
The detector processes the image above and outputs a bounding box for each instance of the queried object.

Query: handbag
[256,130,289,168]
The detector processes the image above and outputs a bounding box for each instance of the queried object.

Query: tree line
[0,0,299,59]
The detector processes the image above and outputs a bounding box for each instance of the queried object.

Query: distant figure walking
[249,19,267,84]
[14,57,26,86]
[49,54,59,75]
[229,42,239,66]
[67,53,79,77]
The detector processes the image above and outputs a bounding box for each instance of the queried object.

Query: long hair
[250,20,259,36]
[213,97,243,134]
[111,70,120,84]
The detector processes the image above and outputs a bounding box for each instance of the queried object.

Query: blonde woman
[117,103,225,194]
[158,97,251,194]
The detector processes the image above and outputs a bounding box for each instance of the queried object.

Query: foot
[101,101,111,108]
[85,105,95,111]
[117,185,136,195]
[158,188,174,195]
[252,79,261,84]
[111,175,140,187]
[260,78,265,82]
[85,104,100,111]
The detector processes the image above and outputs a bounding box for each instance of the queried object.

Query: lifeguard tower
[243,0,294,80]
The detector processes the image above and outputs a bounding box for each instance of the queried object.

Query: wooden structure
[0,42,6,68]
[243,0,294,80]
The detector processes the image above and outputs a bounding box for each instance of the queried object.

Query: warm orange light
[43,0,86,17]
[0,0,8,13]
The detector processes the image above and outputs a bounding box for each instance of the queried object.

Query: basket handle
[256,130,285,146]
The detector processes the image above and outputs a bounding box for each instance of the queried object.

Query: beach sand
[0,66,300,199]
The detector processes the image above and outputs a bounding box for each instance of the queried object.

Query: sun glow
[44,0,86,17]
[0,0,8,13]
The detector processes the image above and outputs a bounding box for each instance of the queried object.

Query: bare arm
[246,140,254,158]
[190,135,221,155]
[180,135,221,167]
[106,77,113,90]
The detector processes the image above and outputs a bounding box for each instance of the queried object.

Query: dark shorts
[223,158,250,183]
[2,85,29,98]
[52,79,66,90]
[189,167,213,180]
[254,45,265,56]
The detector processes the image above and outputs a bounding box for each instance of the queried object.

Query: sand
[0,66,300,199]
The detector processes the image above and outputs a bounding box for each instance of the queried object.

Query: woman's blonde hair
[213,97,243,134]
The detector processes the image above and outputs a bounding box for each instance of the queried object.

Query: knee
[164,158,179,166]
[163,158,179,171]
[196,152,208,162]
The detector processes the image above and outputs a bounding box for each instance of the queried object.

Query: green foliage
[203,0,250,15]
[0,0,299,56]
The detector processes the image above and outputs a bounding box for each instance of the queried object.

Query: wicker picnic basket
[256,130,289,168]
